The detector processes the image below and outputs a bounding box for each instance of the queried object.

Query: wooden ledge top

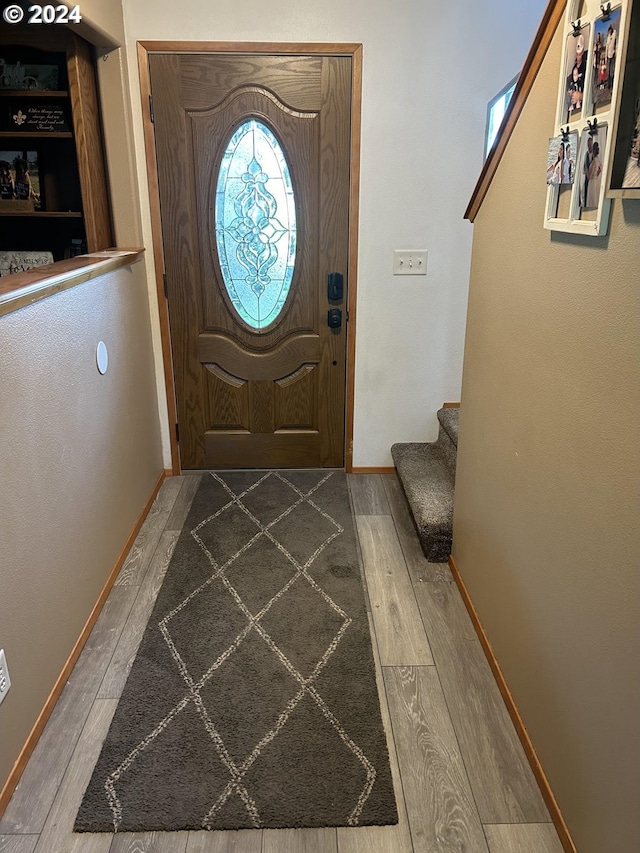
[0,249,145,318]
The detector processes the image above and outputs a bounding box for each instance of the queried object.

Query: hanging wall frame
[606,0,640,196]
[544,0,633,234]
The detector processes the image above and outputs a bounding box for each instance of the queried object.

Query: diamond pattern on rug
[258,574,348,678]
[269,500,340,567]
[279,470,331,493]
[104,700,230,832]
[224,535,297,614]
[162,575,249,684]
[198,630,300,766]
[241,693,371,827]
[74,470,397,833]
[215,470,270,493]
[240,474,300,526]
[195,501,261,567]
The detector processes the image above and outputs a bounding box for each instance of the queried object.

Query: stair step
[437,407,459,448]
[391,441,454,562]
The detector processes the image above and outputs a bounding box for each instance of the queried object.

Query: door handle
[327,308,342,329]
[327,272,344,301]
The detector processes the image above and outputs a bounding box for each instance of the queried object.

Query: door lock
[328,272,344,301]
[327,308,342,329]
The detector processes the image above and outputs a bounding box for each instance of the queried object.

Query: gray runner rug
[75,470,398,832]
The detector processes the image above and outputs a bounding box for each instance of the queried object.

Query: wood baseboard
[350,466,395,474]
[0,470,166,818]
[442,401,461,408]
[447,555,576,853]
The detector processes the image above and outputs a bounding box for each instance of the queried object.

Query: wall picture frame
[620,97,640,187]
[0,150,43,211]
[2,102,69,133]
[546,130,579,184]
[606,0,640,196]
[544,0,633,235]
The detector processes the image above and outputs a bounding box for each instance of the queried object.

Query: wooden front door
[148,52,352,469]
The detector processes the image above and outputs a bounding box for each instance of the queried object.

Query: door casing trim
[137,40,362,474]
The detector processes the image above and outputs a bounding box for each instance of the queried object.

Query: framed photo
[589,7,623,111]
[577,124,609,211]
[0,150,42,210]
[621,98,640,188]
[606,0,640,196]
[563,24,591,122]
[546,131,578,184]
[546,0,632,235]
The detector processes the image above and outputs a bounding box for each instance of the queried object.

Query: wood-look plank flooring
[0,473,562,853]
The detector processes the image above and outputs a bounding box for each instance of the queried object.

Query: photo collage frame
[545,0,633,234]
[0,150,42,211]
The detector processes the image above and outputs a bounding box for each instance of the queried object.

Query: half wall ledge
[0,249,145,318]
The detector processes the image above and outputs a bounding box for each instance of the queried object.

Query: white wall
[121,0,547,466]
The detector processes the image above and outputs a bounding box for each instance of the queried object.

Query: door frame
[137,40,362,474]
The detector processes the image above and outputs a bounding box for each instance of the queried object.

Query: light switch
[393,250,428,275]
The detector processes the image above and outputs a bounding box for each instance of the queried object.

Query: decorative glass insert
[215,119,297,329]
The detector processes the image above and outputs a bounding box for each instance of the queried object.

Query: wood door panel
[204,431,320,468]
[317,57,351,464]
[249,381,275,433]
[275,365,318,430]
[150,53,208,467]
[320,59,351,248]
[150,52,351,469]
[190,89,319,345]
[205,367,250,431]
[197,333,320,380]
[179,55,323,112]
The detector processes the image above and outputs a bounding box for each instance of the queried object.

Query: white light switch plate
[393,250,428,275]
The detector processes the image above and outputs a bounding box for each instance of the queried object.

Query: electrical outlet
[0,649,11,706]
[393,249,428,275]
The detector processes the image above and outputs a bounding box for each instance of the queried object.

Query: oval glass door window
[215,119,297,330]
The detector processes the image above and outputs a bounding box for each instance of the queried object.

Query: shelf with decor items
[0,26,112,277]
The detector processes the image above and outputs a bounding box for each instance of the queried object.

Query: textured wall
[71,0,126,43]
[453,26,640,853]
[119,0,547,466]
[0,264,163,788]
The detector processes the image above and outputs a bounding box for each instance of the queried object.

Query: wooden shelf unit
[0,132,74,139]
[0,90,68,98]
[0,27,112,269]
[0,211,82,218]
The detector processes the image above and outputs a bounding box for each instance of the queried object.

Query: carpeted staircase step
[437,407,459,448]
[436,407,459,475]
[391,441,454,562]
